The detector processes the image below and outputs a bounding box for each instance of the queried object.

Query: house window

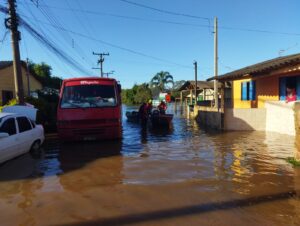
[279,76,300,101]
[241,81,256,101]
[2,90,13,105]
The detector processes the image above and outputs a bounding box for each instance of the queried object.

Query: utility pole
[26,58,30,96]
[194,61,197,105]
[92,52,109,77]
[213,17,219,110]
[6,0,24,104]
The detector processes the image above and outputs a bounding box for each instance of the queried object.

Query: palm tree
[149,71,174,92]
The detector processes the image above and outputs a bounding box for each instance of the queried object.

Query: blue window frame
[241,81,256,101]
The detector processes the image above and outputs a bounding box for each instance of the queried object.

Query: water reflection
[58,141,123,192]
[0,105,299,225]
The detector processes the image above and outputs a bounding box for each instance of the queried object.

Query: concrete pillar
[190,89,193,105]
[294,102,300,160]
[221,82,225,113]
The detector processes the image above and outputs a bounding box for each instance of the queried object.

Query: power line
[65,0,93,39]
[18,3,206,28]
[18,14,193,69]
[219,25,300,37]
[19,18,92,75]
[119,0,211,21]
[19,2,74,76]
[19,3,300,37]
[36,0,95,67]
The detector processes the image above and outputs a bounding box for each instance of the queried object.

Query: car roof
[0,112,27,120]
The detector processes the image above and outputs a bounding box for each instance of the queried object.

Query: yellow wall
[0,65,42,104]
[256,75,279,108]
[231,64,300,109]
[233,78,252,108]
[233,75,281,108]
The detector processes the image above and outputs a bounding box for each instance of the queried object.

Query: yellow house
[210,53,300,109]
[0,61,43,105]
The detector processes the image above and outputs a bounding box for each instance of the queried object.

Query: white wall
[224,108,266,131]
[265,101,297,136]
[223,101,299,136]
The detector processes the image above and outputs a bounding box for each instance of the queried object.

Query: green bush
[287,157,300,167]
[25,95,58,133]
[0,99,17,112]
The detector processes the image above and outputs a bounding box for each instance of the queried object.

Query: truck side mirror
[117,84,121,93]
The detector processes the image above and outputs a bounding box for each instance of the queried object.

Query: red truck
[57,77,122,141]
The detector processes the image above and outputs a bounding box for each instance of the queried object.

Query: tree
[121,83,152,105]
[28,61,62,89]
[149,71,174,92]
[134,83,152,104]
[29,62,52,78]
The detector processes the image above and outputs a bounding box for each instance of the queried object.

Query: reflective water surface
[0,105,300,226]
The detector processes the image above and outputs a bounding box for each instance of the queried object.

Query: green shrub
[25,95,58,133]
[0,99,17,112]
[287,157,300,167]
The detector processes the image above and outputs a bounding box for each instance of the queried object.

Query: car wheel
[31,140,41,152]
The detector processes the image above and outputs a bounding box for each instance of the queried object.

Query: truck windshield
[61,84,117,108]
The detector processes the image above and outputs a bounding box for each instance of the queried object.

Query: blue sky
[0,0,299,88]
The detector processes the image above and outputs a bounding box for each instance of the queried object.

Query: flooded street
[0,106,300,226]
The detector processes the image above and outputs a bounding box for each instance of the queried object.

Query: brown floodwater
[0,106,300,226]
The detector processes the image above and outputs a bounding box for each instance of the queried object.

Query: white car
[0,113,44,164]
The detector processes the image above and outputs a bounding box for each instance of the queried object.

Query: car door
[0,117,19,163]
[16,116,33,154]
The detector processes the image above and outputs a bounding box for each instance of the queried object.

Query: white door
[0,117,19,164]
[16,117,34,154]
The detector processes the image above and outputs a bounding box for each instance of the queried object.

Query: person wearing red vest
[286,87,297,103]
[158,101,167,114]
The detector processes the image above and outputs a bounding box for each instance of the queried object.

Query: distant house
[203,53,300,136]
[176,80,216,102]
[0,61,43,105]
[176,80,231,105]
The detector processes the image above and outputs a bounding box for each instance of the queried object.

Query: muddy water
[0,106,300,226]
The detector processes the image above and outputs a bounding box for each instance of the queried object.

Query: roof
[207,53,300,81]
[177,80,231,91]
[0,61,33,70]
[177,81,216,91]
[0,61,14,69]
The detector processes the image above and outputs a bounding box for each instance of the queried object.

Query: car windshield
[61,84,117,109]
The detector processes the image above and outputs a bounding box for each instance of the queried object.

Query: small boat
[150,110,173,127]
[125,111,140,122]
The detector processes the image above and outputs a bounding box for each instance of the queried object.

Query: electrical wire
[20,18,92,75]
[37,0,95,67]
[19,2,300,37]
[119,0,211,21]
[1,4,192,75]
[19,2,74,75]
[20,3,211,30]
[19,14,193,69]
